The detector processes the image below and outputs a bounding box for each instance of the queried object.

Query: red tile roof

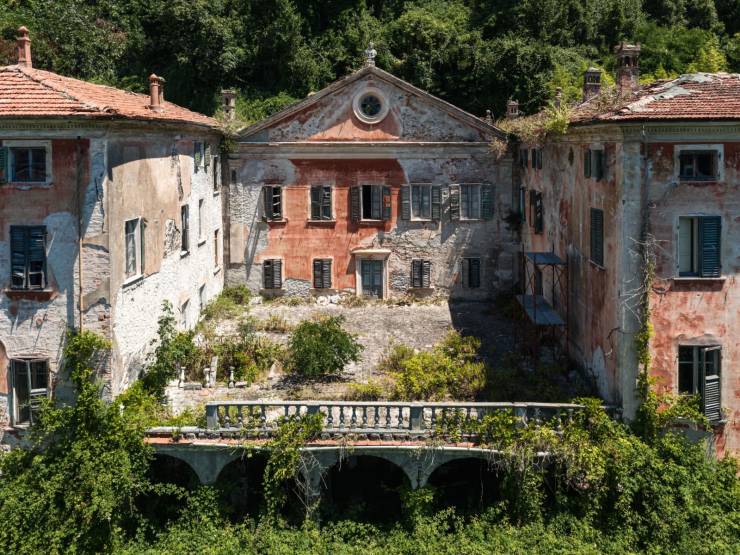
[572,72,740,124]
[0,64,219,129]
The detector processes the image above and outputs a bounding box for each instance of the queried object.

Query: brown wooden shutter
[590,208,604,266]
[10,226,28,288]
[263,186,272,221]
[310,186,321,220]
[481,185,494,220]
[594,150,604,180]
[422,260,431,288]
[449,185,460,221]
[431,186,441,220]
[313,259,323,288]
[272,259,282,289]
[401,185,411,220]
[350,186,361,222]
[263,260,273,289]
[382,186,392,221]
[0,146,8,183]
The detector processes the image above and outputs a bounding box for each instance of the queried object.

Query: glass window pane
[678,346,695,394]
[421,186,431,219]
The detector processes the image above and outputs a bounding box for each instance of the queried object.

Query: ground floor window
[313,259,332,289]
[263,259,283,289]
[678,345,722,422]
[360,259,384,298]
[411,259,431,288]
[11,358,49,426]
[461,258,481,288]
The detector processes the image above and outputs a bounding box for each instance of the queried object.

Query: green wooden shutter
[401,186,411,220]
[382,186,392,221]
[449,185,460,221]
[431,186,441,220]
[313,259,323,288]
[590,208,604,266]
[263,260,273,289]
[310,186,321,220]
[481,185,494,220]
[193,142,202,172]
[699,216,721,277]
[350,187,361,222]
[584,149,591,178]
[272,259,282,289]
[702,347,722,422]
[322,186,332,220]
[411,260,422,288]
[0,146,8,183]
[10,226,27,288]
[422,260,431,288]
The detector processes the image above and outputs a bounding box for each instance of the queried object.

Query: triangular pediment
[239,66,504,143]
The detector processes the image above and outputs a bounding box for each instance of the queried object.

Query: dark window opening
[310,185,332,220]
[584,149,605,180]
[10,225,47,290]
[678,345,722,422]
[362,185,383,220]
[212,156,219,191]
[461,258,481,288]
[411,259,431,288]
[519,149,528,168]
[313,259,332,289]
[529,190,543,233]
[11,358,48,426]
[180,205,189,252]
[10,147,46,182]
[678,216,721,277]
[263,259,282,289]
[263,186,282,220]
[411,184,432,220]
[590,208,604,267]
[679,151,717,180]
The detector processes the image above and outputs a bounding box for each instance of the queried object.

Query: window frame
[460,184,482,221]
[2,140,52,185]
[410,259,432,288]
[263,185,283,221]
[674,144,724,182]
[312,258,333,289]
[180,204,190,254]
[460,257,481,289]
[180,299,190,330]
[262,259,283,290]
[584,148,605,181]
[309,184,333,221]
[677,344,722,421]
[361,184,385,221]
[10,357,49,427]
[10,225,47,290]
[410,184,433,221]
[212,155,220,192]
[677,215,722,278]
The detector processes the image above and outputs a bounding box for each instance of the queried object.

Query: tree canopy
[0,1,738,120]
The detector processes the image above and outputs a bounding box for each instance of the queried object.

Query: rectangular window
[310,185,333,220]
[181,205,190,252]
[180,300,189,330]
[411,259,431,288]
[590,208,604,267]
[411,184,432,220]
[460,184,481,220]
[533,148,543,169]
[362,185,383,220]
[212,155,219,191]
[198,284,206,314]
[263,259,283,289]
[584,149,605,180]
[193,141,203,172]
[461,257,481,288]
[520,149,529,168]
[529,190,543,233]
[10,147,47,182]
[313,259,332,289]
[198,199,205,241]
[10,225,46,290]
[678,345,722,422]
[519,187,527,221]
[678,216,721,277]
[679,151,717,180]
[230,168,237,184]
[11,358,49,426]
[263,185,282,220]
[213,229,220,268]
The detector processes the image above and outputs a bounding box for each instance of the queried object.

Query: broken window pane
[679,151,716,180]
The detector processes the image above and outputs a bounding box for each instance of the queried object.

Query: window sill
[198,239,207,247]
[2,181,53,189]
[678,177,718,183]
[4,288,56,301]
[307,219,336,224]
[357,220,387,226]
[122,274,144,288]
[673,276,725,282]
[589,260,606,271]
[180,250,190,258]
[264,219,288,225]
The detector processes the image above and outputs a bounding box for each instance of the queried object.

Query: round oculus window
[353,87,389,124]
[360,94,382,118]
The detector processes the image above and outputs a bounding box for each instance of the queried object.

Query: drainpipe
[76,137,84,331]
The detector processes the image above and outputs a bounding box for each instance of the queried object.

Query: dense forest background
[1,0,739,122]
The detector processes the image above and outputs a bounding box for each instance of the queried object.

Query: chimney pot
[16,26,32,68]
[615,42,641,93]
[148,74,163,112]
[157,76,166,105]
[583,67,602,101]
[506,99,519,119]
[222,89,237,122]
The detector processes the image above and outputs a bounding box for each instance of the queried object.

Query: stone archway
[425,457,502,514]
[215,453,270,521]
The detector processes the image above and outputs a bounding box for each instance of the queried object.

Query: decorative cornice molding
[0,118,221,136]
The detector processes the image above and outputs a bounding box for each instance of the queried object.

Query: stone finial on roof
[364,42,377,67]
[485,109,493,125]
[16,26,32,68]
[506,99,519,119]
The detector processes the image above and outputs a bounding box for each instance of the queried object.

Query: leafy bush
[287,315,362,378]
[344,380,386,401]
[384,331,486,401]
[200,286,251,322]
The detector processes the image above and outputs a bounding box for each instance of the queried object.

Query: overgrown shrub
[384,331,486,401]
[344,380,386,401]
[256,314,293,333]
[287,315,362,378]
[200,285,251,321]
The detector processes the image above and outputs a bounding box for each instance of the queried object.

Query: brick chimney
[148,74,163,112]
[16,26,32,68]
[615,42,640,93]
[222,90,237,122]
[506,99,519,119]
[583,67,602,101]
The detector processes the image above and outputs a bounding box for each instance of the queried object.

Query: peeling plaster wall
[645,138,740,455]
[108,132,224,395]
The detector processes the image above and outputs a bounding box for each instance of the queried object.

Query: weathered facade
[0,29,223,446]
[226,58,517,300]
[519,46,740,453]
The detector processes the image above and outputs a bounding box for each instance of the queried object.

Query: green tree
[287,315,362,378]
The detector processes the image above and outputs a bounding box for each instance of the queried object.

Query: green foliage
[287,315,363,378]
[200,286,251,322]
[0,331,152,554]
[256,314,293,333]
[385,331,486,401]
[344,380,386,401]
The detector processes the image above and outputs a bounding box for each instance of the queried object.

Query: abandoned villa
[1,29,738,454]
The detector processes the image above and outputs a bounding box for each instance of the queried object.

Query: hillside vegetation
[1,0,738,121]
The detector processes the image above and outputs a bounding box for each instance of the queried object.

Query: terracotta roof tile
[572,73,740,124]
[0,64,219,129]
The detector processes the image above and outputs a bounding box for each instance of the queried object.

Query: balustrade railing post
[206,404,219,429]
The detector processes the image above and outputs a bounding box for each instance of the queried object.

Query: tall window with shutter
[529,190,543,233]
[180,205,189,252]
[124,218,145,278]
[678,345,722,422]
[460,184,481,220]
[678,216,721,277]
[263,186,283,220]
[352,185,390,221]
[584,148,605,180]
[461,258,481,288]
[263,259,283,289]
[193,141,203,172]
[10,225,47,290]
[313,259,332,289]
[10,358,49,426]
[310,185,332,220]
[411,259,431,288]
[590,208,604,267]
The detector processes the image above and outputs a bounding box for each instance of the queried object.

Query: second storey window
[411,259,431,288]
[590,208,604,267]
[263,259,283,289]
[529,190,543,234]
[214,229,220,268]
[124,218,144,278]
[411,184,431,220]
[310,185,332,220]
[10,146,47,182]
[461,257,481,288]
[679,150,717,181]
[181,205,190,253]
[10,225,46,290]
[678,345,722,422]
[263,185,283,220]
[313,259,332,289]
[212,155,220,191]
[350,185,391,221]
[678,216,721,277]
[460,184,481,220]
[198,199,205,241]
[11,358,49,426]
[584,148,605,180]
